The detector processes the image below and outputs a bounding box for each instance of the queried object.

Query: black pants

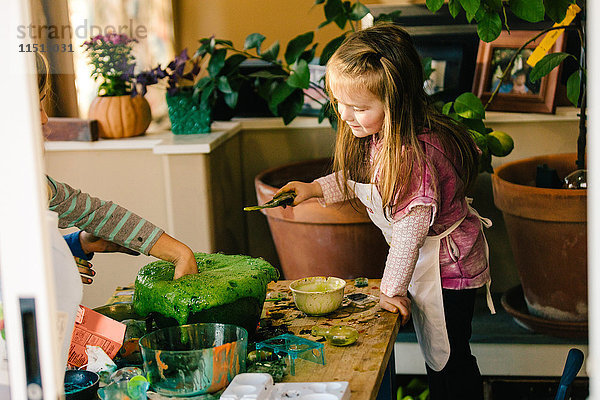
[425,288,483,400]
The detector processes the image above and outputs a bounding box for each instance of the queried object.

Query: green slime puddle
[133,253,279,325]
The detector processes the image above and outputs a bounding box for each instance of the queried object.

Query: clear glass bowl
[139,323,248,397]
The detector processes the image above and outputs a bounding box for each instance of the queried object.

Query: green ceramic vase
[166,90,211,134]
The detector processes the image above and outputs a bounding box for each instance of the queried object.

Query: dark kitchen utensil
[554,348,584,400]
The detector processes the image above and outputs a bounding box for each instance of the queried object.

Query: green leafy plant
[192,0,373,126]
[427,0,585,173]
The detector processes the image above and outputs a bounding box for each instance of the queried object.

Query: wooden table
[105,279,400,400]
[262,279,401,400]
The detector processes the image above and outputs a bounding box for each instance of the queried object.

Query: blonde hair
[35,51,50,96]
[326,23,478,214]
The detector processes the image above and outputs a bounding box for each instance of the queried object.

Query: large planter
[88,94,151,139]
[255,158,389,280]
[166,91,211,134]
[492,153,587,325]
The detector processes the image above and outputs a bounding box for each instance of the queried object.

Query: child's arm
[275,172,353,206]
[275,180,323,205]
[47,176,197,278]
[379,206,432,318]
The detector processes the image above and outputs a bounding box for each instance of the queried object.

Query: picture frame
[472,30,565,113]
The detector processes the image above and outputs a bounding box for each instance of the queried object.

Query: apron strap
[486,281,496,314]
[466,197,496,314]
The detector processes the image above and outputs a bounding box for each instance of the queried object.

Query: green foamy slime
[133,253,279,326]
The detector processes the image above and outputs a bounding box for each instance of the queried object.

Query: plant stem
[484,26,576,110]
[576,15,586,170]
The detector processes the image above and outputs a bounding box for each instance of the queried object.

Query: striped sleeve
[46,175,164,255]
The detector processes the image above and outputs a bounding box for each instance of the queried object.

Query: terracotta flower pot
[255,158,389,280]
[88,94,151,139]
[491,153,587,322]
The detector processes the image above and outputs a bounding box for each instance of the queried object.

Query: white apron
[351,182,493,371]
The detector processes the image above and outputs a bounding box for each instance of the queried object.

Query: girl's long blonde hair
[36,51,50,96]
[326,23,479,214]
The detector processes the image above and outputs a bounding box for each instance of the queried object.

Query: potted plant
[426,0,587,334]
[139,49,212,135]
[83,32,152,139]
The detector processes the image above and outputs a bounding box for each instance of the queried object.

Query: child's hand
[379,293,411,326]
[275,181,323,206]
[75,257,95,285]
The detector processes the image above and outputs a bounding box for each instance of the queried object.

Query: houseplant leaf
[324,0,344,22]
[287,59,310,89]
[222,54,247,75]
[442,102,453,115]
[194,76,212,94]
[320,34,347,66]
[462,118,487,134]
[224,91,239,109]
[208,49,227,77]
[262,41,280,62]
[543,0,572,23]
[248,70,288,79]
[454,92,485,120]
[349,2,370,20]
[217,76,233,93]
[486,131,514,157]
[285,32,315,65]
[422,57,433,81]
[269,81,296,114]
[459,0,480,16]
[426,0,444,13]
[448,0,462,18]
[509,0,545,22]
[566,71,581,107]
[529,52,570,82]
[300,44,318,63]
[469,129,488,153]
[244,33,266,53]
[477,9,502,42]
[278,88,305,124]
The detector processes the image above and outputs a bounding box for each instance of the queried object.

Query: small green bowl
[289,276,346,316]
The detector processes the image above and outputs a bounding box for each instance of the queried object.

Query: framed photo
[472,30,565,113]
[301,63,328,116]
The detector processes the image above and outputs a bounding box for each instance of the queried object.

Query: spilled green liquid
[133,253,279,325]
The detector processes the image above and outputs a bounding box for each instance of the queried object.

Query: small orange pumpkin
[88,95,152,139]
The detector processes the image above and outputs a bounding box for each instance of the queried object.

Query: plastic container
[221,373,350,400]
[139,323,247,397]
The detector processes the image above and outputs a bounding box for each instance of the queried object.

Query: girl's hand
[75,257,95,285]
[275,181,323,206]
[380,293,411,326]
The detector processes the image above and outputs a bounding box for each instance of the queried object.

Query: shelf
[394,293,588,377]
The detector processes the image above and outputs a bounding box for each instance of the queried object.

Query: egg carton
[220,373,350,400]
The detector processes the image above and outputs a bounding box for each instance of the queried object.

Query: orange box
[67,305,126,368]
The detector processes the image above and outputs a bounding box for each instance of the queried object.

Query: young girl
[277,23,493,400]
